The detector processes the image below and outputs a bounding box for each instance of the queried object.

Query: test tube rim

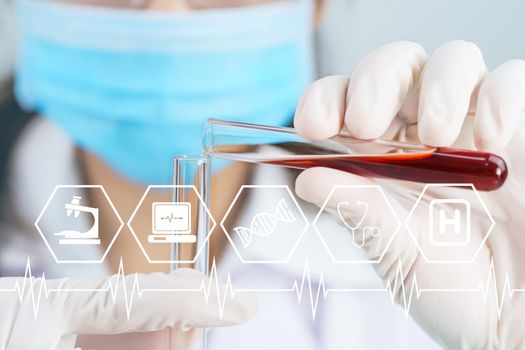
[203,118,435,152]
[174,154,209,162]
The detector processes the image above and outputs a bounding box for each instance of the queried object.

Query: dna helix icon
[234,198,296,248]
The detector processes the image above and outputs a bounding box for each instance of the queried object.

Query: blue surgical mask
[15,0,314,184]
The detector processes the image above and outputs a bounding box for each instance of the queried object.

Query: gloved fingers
[474,59,525,152]
[294,75,349,140]
[418,40,488,146]
[57,269,258,335]
[295,167,370,207]
[344,41,427,139]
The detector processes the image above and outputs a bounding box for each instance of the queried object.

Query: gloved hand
[294,41,525,349]
[0,268,258,350]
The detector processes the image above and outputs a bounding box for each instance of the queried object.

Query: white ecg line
[1,257,524,320]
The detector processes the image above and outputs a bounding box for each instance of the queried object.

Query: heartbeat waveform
[236,259,525,319]
[384,259,524,318]
[1,257,524,320]
[0,257,242,320]
[160,213,184,223]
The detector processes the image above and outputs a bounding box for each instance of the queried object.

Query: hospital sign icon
[406,184,494,263]
[429,199,471,246]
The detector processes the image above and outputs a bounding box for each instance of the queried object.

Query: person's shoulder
[2,114,109,278]
[7,115,82,232]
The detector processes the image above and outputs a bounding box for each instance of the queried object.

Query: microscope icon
[54,195,101,245]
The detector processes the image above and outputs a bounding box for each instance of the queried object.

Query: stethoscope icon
[337,200,381,248]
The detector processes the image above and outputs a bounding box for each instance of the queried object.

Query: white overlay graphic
[54,195,100,245]
[148,202,194,243]
[233,198,296,248]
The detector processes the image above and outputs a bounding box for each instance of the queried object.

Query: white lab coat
[4,117,439,349]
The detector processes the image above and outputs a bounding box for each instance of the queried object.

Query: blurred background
[316,0,525,74]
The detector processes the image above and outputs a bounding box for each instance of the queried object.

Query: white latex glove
[0,268,258,350]
[294,41,525,349]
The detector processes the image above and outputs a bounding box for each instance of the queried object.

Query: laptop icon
[148,202,196,243]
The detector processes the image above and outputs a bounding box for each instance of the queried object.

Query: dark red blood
[264,147,507,191]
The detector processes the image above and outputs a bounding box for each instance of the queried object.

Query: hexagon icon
[311,185,401,264]
[128,185,216,264]
[221,185,309,264]
[35,185,123,263]
[405,184,495,263]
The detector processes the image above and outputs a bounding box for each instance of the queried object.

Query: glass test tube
[172,155,211,350]
[203,118,508,191]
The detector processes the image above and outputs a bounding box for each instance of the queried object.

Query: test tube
[172,154,211,350]
[203,118,508,191]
